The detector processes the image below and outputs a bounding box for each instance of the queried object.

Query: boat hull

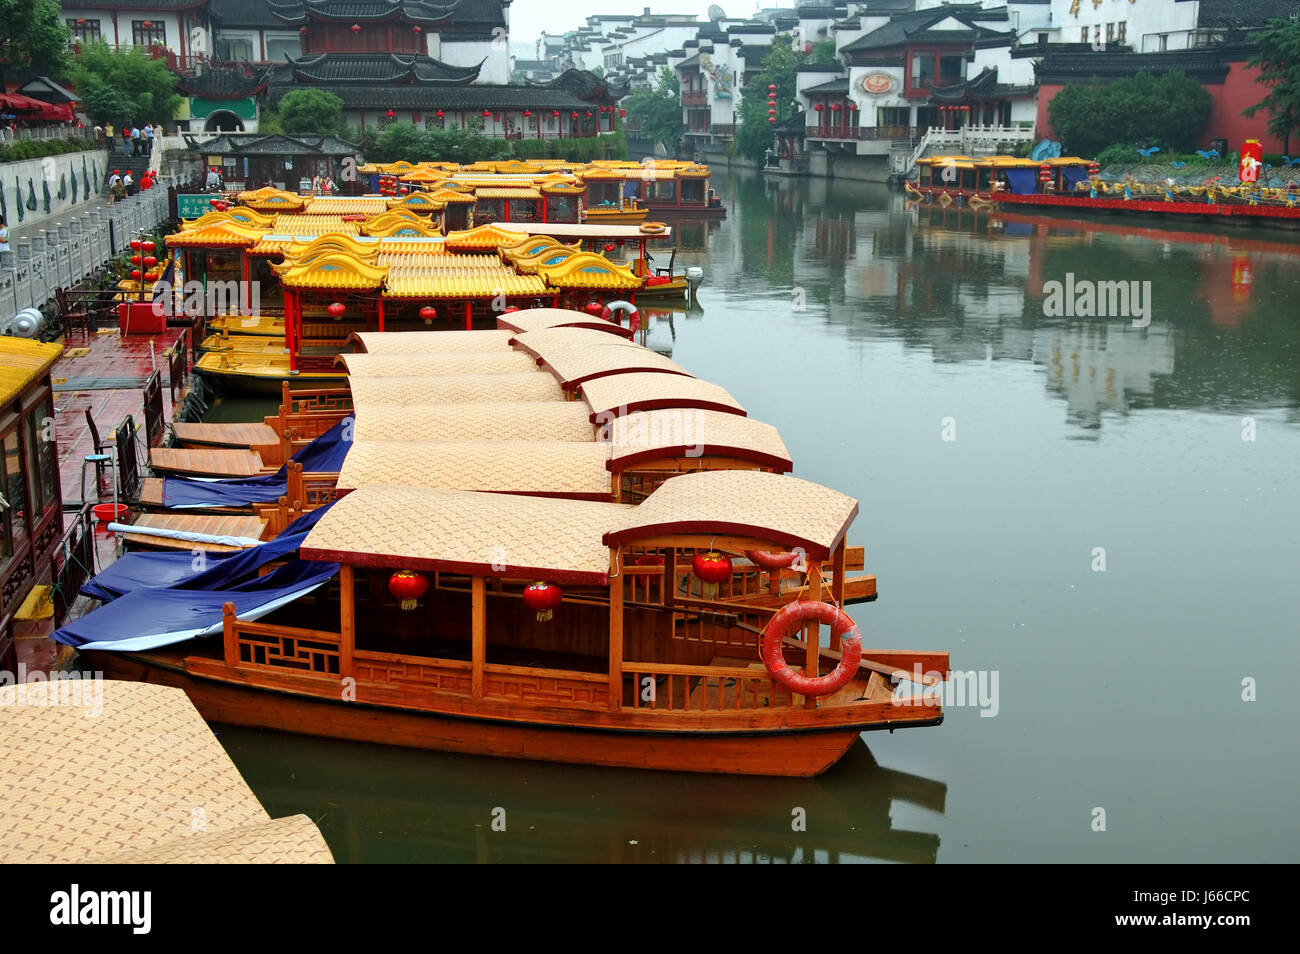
[643,203,727,219]
[82,650,932,777]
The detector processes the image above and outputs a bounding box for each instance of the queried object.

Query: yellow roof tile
[0,337,62,407]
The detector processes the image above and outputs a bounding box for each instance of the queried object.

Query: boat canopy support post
[608,547,624,710]
[285,289,298,372]
[339,564,355,680]
[464,300,472,332]
[471,576,486,698]
[376,295,385,334]
[804,563,822,709]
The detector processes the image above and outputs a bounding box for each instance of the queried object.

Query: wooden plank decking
[122,513,268,552]
[149,446,265,477]
[172,421,280,449]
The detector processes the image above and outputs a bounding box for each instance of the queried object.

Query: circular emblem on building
[860,73,893,95]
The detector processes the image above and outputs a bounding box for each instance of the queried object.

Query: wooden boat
[82,471,946,777]
[66,323,947,776]
[911,154,1300,229]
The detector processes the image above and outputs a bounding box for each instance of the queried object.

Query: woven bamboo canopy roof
[347,372,564,407]
[350,330,514,354]
[535,344,693,391]
[601,410,792,472]
[302,485,628,584]
[605,470,859,561]
[0,681,333,864]
[352,402,594,443]
[580,372,746,421]
[495,308,634,338]
[336,351,537,377]
[510,326,643,359]
[335,440,612,499]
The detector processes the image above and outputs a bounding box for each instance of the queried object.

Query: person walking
[144,123,154,156]
[121,124,131,154]
[104,122,114,153]
[131,125,141,156]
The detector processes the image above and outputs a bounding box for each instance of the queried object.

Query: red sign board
[1239,140,1263,183]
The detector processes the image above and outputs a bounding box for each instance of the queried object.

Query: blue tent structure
[162,415,353,508]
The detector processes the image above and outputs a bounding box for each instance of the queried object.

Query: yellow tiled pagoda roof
[272,252,388,290]
[166,221,266,248]
[474,187,542,200]
[272,214,358,235]
[387,191,447,212]
[362,216,443,239]
[238,187,306,212]
[382,265,549,299]
[426,188,476,204]
[180,209,271,231]
[535,251,642,289]
[303,197,390,215]
[444,224,536,251]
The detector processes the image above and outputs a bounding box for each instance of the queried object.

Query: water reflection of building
[1032,323,1176,429]
[225,730,947,864]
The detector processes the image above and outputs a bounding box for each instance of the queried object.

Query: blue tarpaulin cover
[53,559,340,651]
[161,415,353,508]
[80,504,334,602]
[1061,166,1089,191]
[1005,169,1040,195]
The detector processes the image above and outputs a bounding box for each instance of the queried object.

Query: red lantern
[327,301,346,317]
[692,551,732,599]
[768,108,776,115]
[413,25,422,34]
[299,26,307,35]
[523,110,532,117]
[436,110,444,118]
[583,301,604,315]
[571,111,579,118]
[831,103,842,111]
[552,110,560,117]
[585,111,592,118]
[619,108,626,118]
[419,305,437,321]
[143,256,157,267]
[388,570,428,611]
[814,103,824,112]
[849,102,858,111]
[386,109,395,118]
[143,240,156,252]
[129,239,142,250]
[130,254,142,265]
[351,23,361,33]
[768,84,777,91]
[522,582,562,622]
[769,117,776,124]
[141,20,152,28]
[603,242,615,252]
[130,269,142,280]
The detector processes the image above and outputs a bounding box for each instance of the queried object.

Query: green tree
[736,39,805,163]
[1244,19,1300,155]
[68,42,182,124]
[0,0,70,79]
[273,88,347,136]
[622,67,684,152]
[1048,71,1212,156]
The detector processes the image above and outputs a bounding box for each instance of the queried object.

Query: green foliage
[622,67,684,152]
[364,122,627,164]
[737,39,806,163]
[0,137,96,163]
[808,39,839,66]
[273,88,346,136]
[1047,71,1212,157]
[1244,19,1300,154]
[0,0,70,76]
[68,42,182,124]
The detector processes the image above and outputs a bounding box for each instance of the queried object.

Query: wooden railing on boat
[623,661,794,711]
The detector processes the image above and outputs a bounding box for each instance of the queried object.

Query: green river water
[208,170,1300,863]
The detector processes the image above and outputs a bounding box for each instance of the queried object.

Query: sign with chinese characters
[176,194,213,218]
[1239,140,1263,183]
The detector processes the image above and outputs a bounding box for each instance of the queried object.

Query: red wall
[1036,60,1285,155]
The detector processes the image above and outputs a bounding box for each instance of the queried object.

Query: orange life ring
[761,601,861,697]
[639,221,667,234]
[745,549,800,571]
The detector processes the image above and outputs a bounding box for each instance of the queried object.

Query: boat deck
[123,512,267,551]
[172,421,280,448]
[149,446,266,477]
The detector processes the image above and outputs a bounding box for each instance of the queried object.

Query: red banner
[1239,140,1263,183]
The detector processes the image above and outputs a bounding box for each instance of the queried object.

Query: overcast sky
[510,1,740,49]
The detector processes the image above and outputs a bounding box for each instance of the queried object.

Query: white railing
[905,124,1037,171]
